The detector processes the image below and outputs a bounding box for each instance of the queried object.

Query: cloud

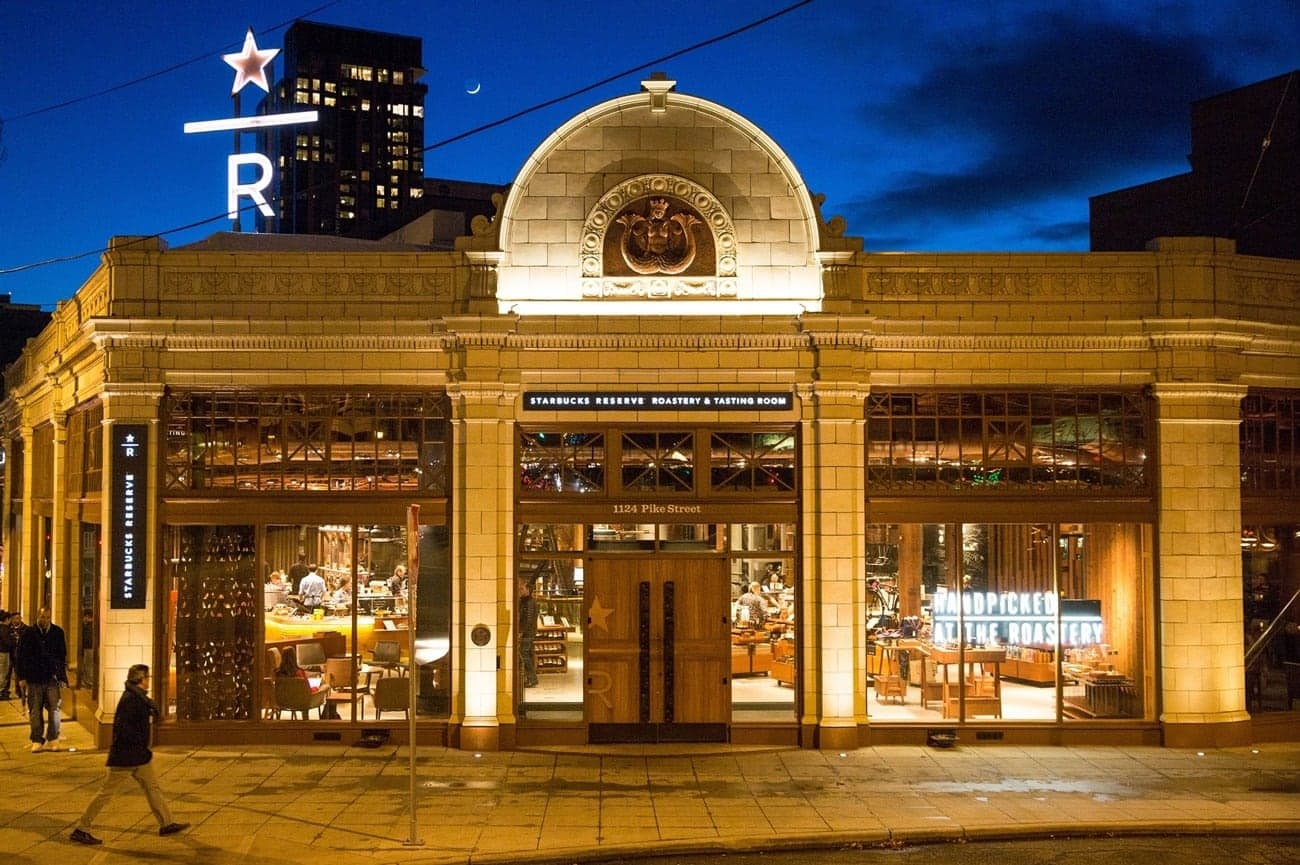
[838,7,1244,248]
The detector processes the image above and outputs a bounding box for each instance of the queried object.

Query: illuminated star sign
[185,29,316,221]
[223,27,279,94]
[121,432,138,457]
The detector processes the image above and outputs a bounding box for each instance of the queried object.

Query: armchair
[273,676,328,720]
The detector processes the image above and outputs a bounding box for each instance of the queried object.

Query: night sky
[1,0,1296,309]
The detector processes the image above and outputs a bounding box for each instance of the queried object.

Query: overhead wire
[1,0,816,281]
[1232,70,1295,237]
[0,1,348,123]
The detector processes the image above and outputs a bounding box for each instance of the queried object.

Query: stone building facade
[4,79,1298,751]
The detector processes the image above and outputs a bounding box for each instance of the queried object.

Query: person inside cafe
[275,647,334,717]
[286,552,310,595]
[387,565,408,598]
[298,565,327,610]
[738,582,767,629]
[275,648,324,692]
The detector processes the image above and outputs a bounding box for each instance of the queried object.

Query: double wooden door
[584,557,730,743]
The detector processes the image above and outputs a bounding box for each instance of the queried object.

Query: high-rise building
[258,21,429,238]
[1090,70,1299,259]
[0,293,51,385]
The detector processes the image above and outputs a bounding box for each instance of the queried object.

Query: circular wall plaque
[470,624,491,647]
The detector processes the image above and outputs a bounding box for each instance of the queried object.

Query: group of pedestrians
[1,605,187,845]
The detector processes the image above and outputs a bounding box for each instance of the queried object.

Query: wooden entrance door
[584,557,731,743]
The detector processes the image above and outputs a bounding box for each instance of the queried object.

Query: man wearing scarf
[69,664,188,845]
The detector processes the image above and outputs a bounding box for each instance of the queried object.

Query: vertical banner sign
[111,424,149,609]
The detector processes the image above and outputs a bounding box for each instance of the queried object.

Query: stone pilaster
[97,385,164,716]
[800,382,867,750]
[1153,382,1251,747]
[50,411,68,624]
[448,381,518,751]
[20,423,38,616]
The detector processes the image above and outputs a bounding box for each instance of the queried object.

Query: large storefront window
[76,524,100,691]
[865,522,1150,723]
[1240,390,1300,714]
[165,522,450,723]
[1242,524,1300,713]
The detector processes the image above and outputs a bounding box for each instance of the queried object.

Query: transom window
[518,426,798,497]
[867,391,1149,492]
[164,390,449,493]
[1241,390,1300,492]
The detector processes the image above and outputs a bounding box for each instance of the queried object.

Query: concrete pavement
[2,696,1298,865]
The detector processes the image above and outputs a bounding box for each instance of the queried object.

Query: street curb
[445,821,1300,865]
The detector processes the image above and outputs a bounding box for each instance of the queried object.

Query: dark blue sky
[1,0,1296,309]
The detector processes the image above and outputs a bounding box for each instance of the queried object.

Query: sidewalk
[2,696,1298,865]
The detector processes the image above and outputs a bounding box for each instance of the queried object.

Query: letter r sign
[228,153,275,218]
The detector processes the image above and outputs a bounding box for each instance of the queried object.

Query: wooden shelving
[535,622,570,674]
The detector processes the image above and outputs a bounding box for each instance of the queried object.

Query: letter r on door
[228,153,275,219]
[586,670,614,710]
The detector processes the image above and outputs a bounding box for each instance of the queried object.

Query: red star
[222,28,279,95]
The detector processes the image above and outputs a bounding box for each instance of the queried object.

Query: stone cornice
[80,328,1300,358]
[91,334,458,352]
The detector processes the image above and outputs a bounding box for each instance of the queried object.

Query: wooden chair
[372,676,410,720]
[369,640,405,674]
[324,657,368,719]
[273,676,327,720]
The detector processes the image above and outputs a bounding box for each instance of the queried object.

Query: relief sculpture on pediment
[603,195,716,279]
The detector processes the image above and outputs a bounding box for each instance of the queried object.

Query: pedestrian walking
[15,607,67,751]
[0,609,13,700]
[3,611,25,709]
[69,664,188,845]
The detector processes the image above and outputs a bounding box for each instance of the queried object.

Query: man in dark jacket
[15,607,67,752]
[69,664,188,845]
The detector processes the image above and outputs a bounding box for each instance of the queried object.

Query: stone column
[448,381,517,751]
[97,385,164,719]
[1153,382,1251,747]
[800,382,867,750]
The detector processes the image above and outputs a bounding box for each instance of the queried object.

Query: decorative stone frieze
[1234,272,1300,305]
[160,269,451,300]
[865,270,1153,298]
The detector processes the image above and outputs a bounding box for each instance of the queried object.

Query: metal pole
[403,504,423,846]
[232,89,241,232]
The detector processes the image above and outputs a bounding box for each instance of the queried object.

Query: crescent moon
[466,82,481,95]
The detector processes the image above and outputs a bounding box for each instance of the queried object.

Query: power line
[1,1,348,124]
[0,0,816,282]
[421,0,815,154]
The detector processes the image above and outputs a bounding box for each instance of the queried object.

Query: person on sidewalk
[69,664,188,845]
[15,607,67,752]
[6,611,28,714]
[0,609,13,700]
[518,578,539,687]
